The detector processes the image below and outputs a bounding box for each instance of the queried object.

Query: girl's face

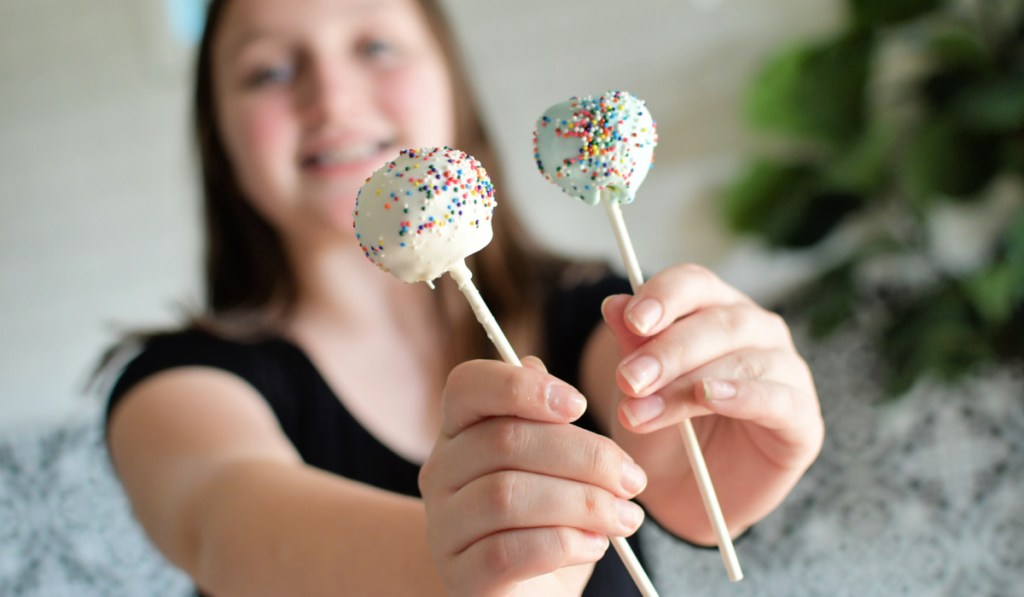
[212,0,455,240]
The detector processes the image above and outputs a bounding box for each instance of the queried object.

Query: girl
[104,0,824,595]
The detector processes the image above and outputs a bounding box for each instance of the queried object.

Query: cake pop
[354,147,495,287]
[535,92,743,582]
[534,89,656,207]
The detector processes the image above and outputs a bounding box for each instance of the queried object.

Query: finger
[601,294,646,356]
[698,378,806,429]
[442,470,645,555]
[623,263,750,336]
[706,377,824,465]
[618,348,806,432]
[697,351,821,438]
[616,303,792,397]
[438,418,647,497]
[441,359,586,438]
[448,527,610,595]
[521,355,547,373]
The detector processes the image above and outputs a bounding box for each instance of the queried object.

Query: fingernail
[620,355,661,394]
[703,378,737,401]
[617,499,645,532]
[600,295,614,319]
[622,395,665,427]
[547,383,586,418]
[627,299,663,334]
[621,459,647,494]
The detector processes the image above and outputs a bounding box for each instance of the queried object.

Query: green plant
[724,0,1024,396]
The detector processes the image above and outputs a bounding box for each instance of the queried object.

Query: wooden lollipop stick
[447,259,660,597]
[603,195,744,583]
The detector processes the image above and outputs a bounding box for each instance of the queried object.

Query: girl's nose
[297,58,369,130]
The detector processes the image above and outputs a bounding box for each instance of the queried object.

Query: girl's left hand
[594,264,824,545]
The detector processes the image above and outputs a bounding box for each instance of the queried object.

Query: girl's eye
[246,64,295,89]
[361,39,395,60]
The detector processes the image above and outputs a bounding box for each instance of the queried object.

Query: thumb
[600,294,646,355]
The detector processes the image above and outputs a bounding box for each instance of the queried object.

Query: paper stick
[448,260,661,596]
[603,193,743,583]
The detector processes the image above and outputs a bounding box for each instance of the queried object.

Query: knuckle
[444,360,475,390]
[486,472,519,517]
[734,354,768,381]
[480,536,520,577]
[654,334,690,370]
[682,263,718,290]
[489,419,526,460]
[708,305,740,339]
[551,527,575,561]
[501,366,536,408]
[679,262,711,280]
[584,437,618,480]
[766,310,794,344]
[721,304,766,343]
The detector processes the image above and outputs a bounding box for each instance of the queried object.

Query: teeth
[308,143,386,167]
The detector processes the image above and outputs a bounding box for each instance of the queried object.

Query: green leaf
[919,68,983,111]
[928,23,992,69]
[1004,134,1024,174]
[1002,208,1024,299]
[881,290,993,396]
[745,33,873,145]
[797,262,860,337]
[951,74,1024,131]
[963,264,1017,324]
[993,305,1024,359]
[1006,209,1024,264]
[722,160,817,233]
[903,117,1001,201]
[849,0,945,27]
[723,160,865,247]
[785,190,866,247]
[823,124,895,194]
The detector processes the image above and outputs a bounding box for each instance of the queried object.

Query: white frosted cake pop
[355,147,661,597]
[533,90,657,206]
[353,147,496,286]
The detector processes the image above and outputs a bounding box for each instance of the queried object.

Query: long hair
[191,0,572,361]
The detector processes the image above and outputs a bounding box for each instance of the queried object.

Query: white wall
[448,0,843,269]
[0,0,200,426]
[0,0,844,426]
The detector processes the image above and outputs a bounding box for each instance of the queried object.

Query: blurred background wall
[0,0,843,426]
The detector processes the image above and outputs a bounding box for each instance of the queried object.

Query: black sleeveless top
[107,275,644,596]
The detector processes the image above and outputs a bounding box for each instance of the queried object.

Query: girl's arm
[108,367,446,597]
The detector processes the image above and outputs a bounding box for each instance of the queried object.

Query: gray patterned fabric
[0,416,191,596]
[646,319,1024,596]
[0,318,1021,596]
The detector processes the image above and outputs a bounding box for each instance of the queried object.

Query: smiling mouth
[302,141,394,169]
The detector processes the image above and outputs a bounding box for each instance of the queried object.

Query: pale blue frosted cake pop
[533,90,657,206]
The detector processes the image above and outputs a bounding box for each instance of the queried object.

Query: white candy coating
[353,147,496,285]
[534,90,657,205]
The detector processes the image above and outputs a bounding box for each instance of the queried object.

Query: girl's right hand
[418,357,648,597]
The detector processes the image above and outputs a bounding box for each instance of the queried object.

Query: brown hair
[191,0,571,362]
